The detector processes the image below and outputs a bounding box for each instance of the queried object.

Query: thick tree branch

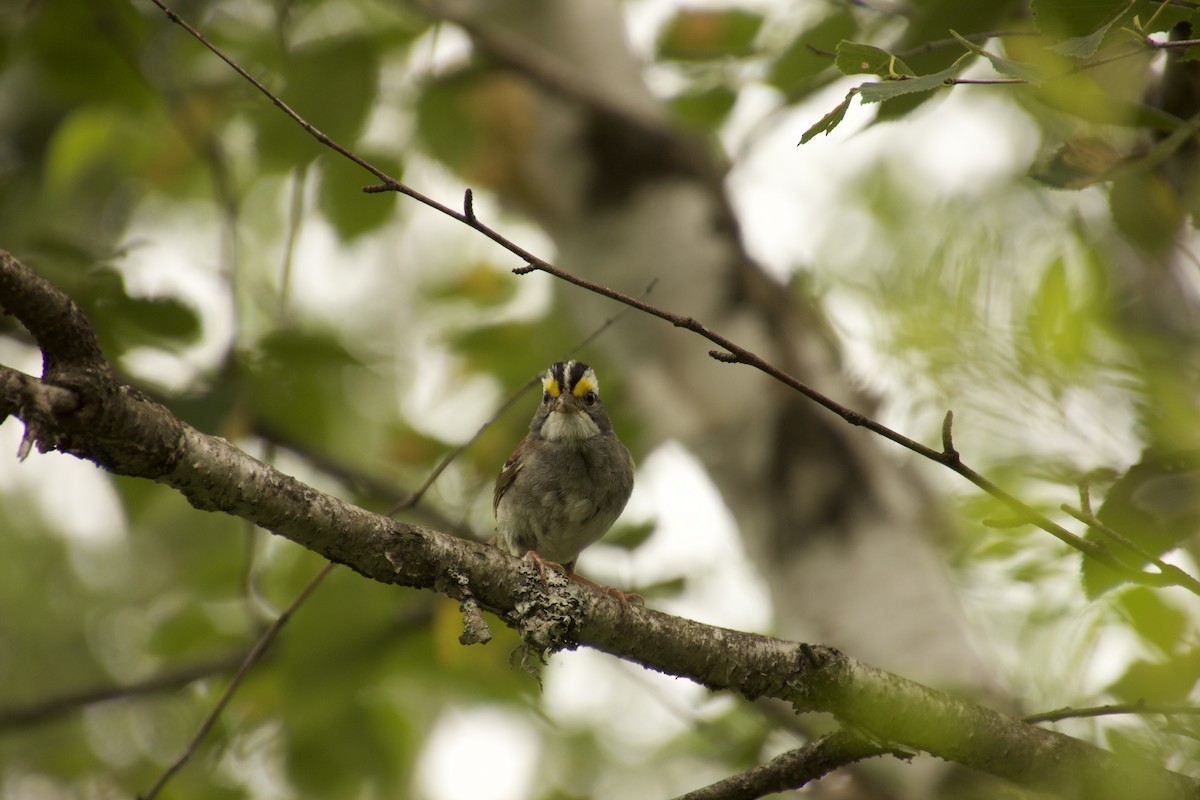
[1,250,1197,799]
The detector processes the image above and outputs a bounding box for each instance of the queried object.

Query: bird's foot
[520,552,643,609]
[521,551,569,586]
[566,569,644,610]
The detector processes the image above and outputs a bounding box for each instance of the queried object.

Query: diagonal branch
[674,730,891,800]
[141,562,336,800]
[0,651,245,729]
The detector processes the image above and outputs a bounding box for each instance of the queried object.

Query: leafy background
[2,0,1200,798]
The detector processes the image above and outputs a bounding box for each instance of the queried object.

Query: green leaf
[834,42,915,78]
[767,9,858,92]
[244,327,364,442]
[601,520,657,551]
[1083,452,1200,596]
[1116,587,1188,655]
[1029,73,1180,130]
[317,152,403,241]
[1109,169,1185,255]
[1047,14,1129,58]
[1028,138,1123,188]
[255,37,379,171]
[670,85,738,132]
[657,9,764,60]
[950,30,1045,84]
[800,91,855,143]
[1024,258,1089,367]
[1107,650,1200,704]
[416,67,486,174]
[44,106,127,192]
[81,266,202,354]
[858,61,965,104]
[424,262,518,307]
[117,295,203,344]
[1033,0,1138,58]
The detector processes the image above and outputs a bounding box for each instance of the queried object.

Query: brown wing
[493,440,527,514]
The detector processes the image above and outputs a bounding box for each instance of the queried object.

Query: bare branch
[674,730,890,800]
[0,651,244,729]
[1026,702,1200,725]
[141,562,335,800]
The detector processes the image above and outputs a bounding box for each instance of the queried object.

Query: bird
[493,359,635,597]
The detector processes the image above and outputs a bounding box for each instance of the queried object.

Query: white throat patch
[542,408,600,442]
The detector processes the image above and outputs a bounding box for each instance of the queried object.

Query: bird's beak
[553,393,582,414]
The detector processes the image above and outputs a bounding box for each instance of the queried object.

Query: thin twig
[140,562,336,800]
[1025,702,1200,725]
[674,730,892,800]
[1060,504,1200,594]
[0,651,245,729]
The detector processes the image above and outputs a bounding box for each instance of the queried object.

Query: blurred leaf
[891,0,1025,72]
[244,326,363,442]
[800,91,855,143]
[767,10,857,93]
[1028,73,1179,130]
[27,0,153,108]
[417,68,483,172]
[1023,258,1088,368]
[317,152,403,240]
[1116,586,1188,655]
[1107,649,1200,704]
[424,262,518,307]
[44,106,135,192]
[1034,0,1137,57]
[669,85,738,132]
[451,319,570,392]
[834,42,915,78]
[1103,724,1168,767]
[255,37,379,172]
[657,9,763,61]
[1083,451,1200,596]
[81,266,202,354]
[601,520,657,551]
[1109,169,1185,255]
[1048,15,1130,59]
[417,67,541,196]
[1029,138,1124,188]
[635,574,688,599]
[149,601,242,660]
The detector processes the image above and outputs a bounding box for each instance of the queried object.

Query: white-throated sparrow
[494,360,635,586]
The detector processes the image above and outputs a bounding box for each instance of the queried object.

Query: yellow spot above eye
[543,378,561,397]
[572,377,596,397]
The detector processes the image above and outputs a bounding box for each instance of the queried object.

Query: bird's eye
[542,391,551,404]
[583,391,598,406]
